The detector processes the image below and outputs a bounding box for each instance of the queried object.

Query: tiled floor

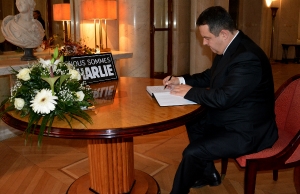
[0,61,299,194]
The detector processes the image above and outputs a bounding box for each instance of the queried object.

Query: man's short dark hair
[196,6,236,36]
[34,10,41,16]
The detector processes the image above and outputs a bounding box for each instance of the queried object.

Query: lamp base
[21,48,37,61]
[100,48,111,52]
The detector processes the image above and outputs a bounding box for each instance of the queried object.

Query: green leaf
[53,47,59,59]
[59,74,71,88]
[38,114,52,147]
[41,76,60,95]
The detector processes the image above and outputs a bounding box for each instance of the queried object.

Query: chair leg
[221,158,228,180]
[294,166,300,194]
[273,170,278,181]
[244,163,258,194]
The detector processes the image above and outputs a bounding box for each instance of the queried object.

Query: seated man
[163,6,278,194]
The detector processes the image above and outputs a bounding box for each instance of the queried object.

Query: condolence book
[146,86,197,107]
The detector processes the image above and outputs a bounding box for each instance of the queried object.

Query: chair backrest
[233,75,300,166]
[274,75,300,164]
[275,75,300,136]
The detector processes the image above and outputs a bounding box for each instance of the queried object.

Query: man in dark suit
[33,10,47,40]
[163,6,278,194]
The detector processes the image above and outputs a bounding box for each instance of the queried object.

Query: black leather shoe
[192,170,221,188]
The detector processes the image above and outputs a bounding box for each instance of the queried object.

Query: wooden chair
[221,74,300,194]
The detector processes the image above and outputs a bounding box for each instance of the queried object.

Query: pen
[164,75,173,89]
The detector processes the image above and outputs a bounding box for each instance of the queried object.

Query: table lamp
[99,0,117,52]
[53,3,71,42]
[82,0,117,52]
[82,0,106,52]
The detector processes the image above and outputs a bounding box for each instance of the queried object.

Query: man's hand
[163,76,180,89]
[170,84,192,97]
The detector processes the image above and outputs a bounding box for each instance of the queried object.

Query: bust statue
[1,0,44,49]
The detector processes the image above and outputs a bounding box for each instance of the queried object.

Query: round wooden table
[2,77,205,194]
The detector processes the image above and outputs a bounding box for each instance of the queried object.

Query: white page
[153,92,197,106]
[146,86,170,96]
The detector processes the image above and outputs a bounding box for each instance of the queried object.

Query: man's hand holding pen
[163,76,178,89]
[163,76,192,97]
[164,75,173,89]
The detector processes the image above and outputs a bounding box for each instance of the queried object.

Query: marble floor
[0,61,299,194]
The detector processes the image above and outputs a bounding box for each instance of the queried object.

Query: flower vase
[21,48,37,61]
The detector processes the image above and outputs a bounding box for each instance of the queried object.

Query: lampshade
[105,1,117,20]
[81,0,97,20]
[266,0,280,8]
[82,0,117,20]
[266,0,272,7]
[53,3,71,21]
[270,0,280,8]
[94,0,117,20]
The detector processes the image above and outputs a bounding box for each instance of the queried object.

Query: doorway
[150,0,173,79]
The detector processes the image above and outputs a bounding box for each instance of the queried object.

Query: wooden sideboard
[281,43,300,64]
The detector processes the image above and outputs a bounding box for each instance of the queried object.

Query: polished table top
[3,77,204,139]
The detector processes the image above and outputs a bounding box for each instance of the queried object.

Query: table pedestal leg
[67,137,160,194]
[88,138,135,193]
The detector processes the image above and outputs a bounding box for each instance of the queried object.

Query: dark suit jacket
[183,31,278,156]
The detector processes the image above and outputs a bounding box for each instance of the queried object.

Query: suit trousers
[170,119,244,194]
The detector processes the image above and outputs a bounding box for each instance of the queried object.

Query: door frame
[150,0,173,78]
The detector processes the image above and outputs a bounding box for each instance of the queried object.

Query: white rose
[14,98,25,110]
[76,91,85,101]
[17,68,31,81]
[66,62,74,69]
[69,69,81,80]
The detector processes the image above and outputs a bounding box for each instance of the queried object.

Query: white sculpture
[1,0,44,49]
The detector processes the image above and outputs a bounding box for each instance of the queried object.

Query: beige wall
[172,0,191,76]
[276,0,300,60]
[238,0,300,61]
[1,1,15,20]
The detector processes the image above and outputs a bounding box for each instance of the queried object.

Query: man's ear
[219,30,229,40]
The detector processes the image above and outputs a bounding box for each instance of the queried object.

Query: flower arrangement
[59,39,97,56]
[0,48,94,146]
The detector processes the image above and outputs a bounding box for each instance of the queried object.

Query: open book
[146,86,197,107]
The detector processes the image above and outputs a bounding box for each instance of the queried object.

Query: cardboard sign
[64,53,118,84]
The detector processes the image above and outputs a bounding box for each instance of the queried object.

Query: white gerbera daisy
[30,89,58,114]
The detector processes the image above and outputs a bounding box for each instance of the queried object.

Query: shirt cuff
[178,77,186,85]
